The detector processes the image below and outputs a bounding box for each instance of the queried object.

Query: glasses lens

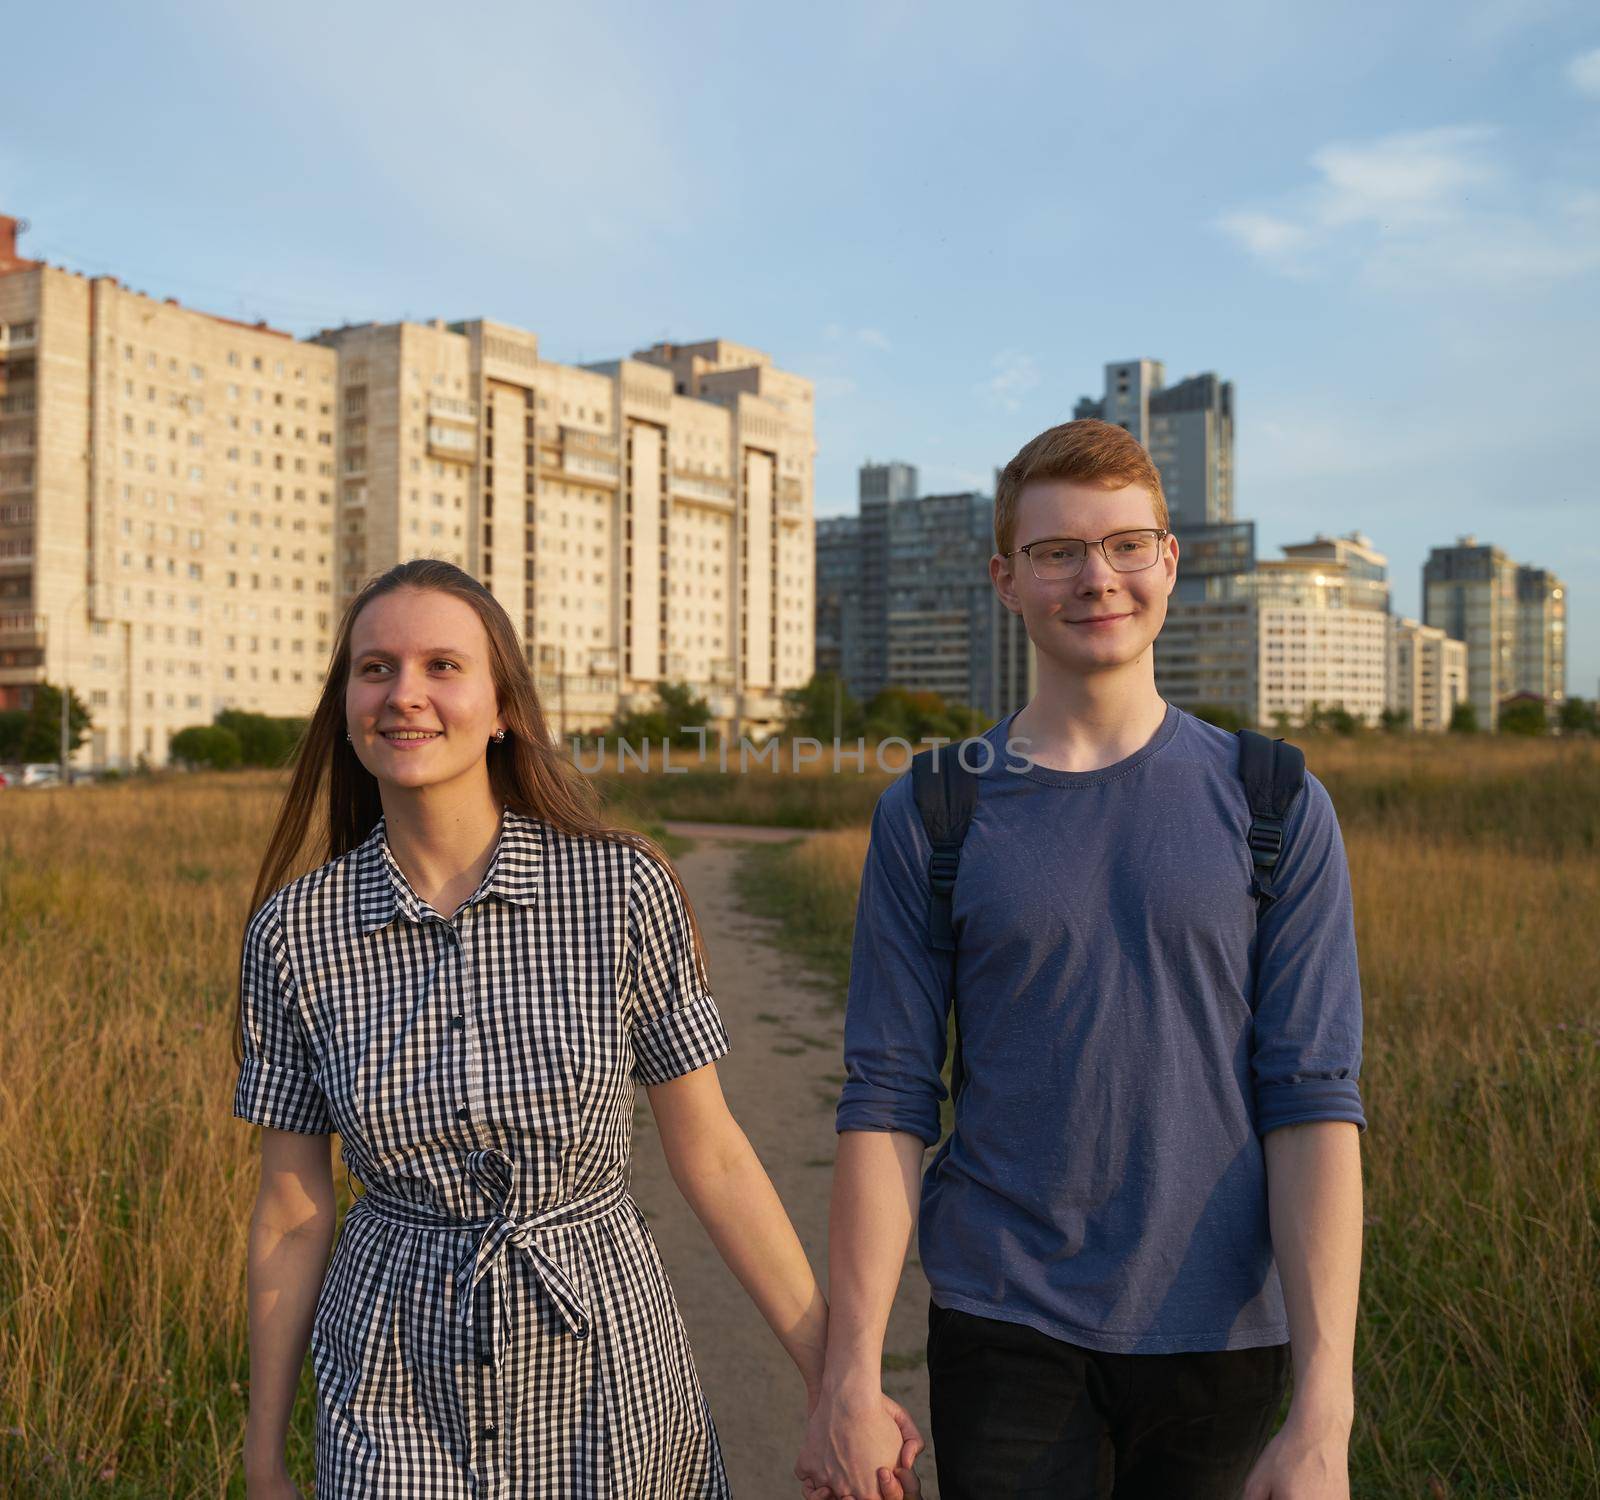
[1030,540,1087,579]
[1106,531,1161,571]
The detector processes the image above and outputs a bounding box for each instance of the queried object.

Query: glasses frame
[1006,528,1171,581]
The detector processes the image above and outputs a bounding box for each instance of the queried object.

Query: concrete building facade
[314,324,816,740]
[0,215,336,767]
[1157,535,1390,729]
[816,468,1033,724]
[0,211,815,764]
[1388,616,1469,732]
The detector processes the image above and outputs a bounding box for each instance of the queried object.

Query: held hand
[1241,1413,1351,1500]
[795,1383,924,1500]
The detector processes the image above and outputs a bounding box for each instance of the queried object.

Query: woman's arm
[242,1128,336,1494]
[645,1065,922,1499]
[645,1063,830,1395]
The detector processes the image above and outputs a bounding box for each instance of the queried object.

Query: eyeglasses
[1006,528,1170,581]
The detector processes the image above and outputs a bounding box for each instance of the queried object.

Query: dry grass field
[0,736,1596,1496]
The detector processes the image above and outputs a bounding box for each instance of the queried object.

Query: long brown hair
[235,557,711,1064]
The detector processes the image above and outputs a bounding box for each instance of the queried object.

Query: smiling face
[992,478,1179,679]
[344,587,507,795]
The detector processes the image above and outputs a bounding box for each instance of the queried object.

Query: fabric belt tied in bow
[357,1150,629,1372]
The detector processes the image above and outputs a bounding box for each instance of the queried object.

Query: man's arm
[796,1130,927,1496]
[1243,1120,1362,1499]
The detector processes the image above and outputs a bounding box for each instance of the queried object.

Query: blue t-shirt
[836,703,1366,1354]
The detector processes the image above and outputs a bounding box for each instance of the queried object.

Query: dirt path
[629,823,939,1499]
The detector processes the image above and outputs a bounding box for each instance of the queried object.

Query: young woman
[232,558,922,1497]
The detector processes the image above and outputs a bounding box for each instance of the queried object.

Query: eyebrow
[352,647,476,661]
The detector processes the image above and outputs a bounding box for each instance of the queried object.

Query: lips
[1068,615,1133,625]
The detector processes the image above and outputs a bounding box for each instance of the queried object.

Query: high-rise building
[0,214,337,767]
[852,461,917,698]
[816,468,1031,723]
[1075,360,1247,603]
[1388,617,1469,731]
[1422,538,1520,729]
[1515,565,1566,710]
[0,212,815,763]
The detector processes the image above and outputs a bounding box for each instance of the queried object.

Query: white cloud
[1568,47,1600,98]
[857,326,892,351]
[813,375,859,399]
[1216,124,1600,289]
[980,350,1041,411]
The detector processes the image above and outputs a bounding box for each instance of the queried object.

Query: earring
[492,729,507,743]
[345,732,352,742]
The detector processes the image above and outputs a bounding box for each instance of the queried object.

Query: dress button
[456,1106,470,1122]
[450,1015,465,1030]
[482,1424,497,1440]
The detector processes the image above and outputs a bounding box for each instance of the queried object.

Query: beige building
[1157,539,1390,729]
[1388,616,1469,731]
[313,323,815,739]
[0,215,335,767]
[0,211,816,765]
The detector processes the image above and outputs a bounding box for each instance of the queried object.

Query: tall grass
[0,773,674,1497]
[739,743,1600,1498]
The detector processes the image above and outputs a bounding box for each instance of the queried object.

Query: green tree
[215,709,305,768]
[782,672,862,741]
[1498,698,1548,736]
[1558,697,1596,735]
[1449,701,1479,734]
[1189,703,1248,733]
[1379,708,1409,734]
[607,681,713,749]
[0,682,92,762]
[171,724,244,770]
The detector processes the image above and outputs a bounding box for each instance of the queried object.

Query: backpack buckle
[928,845,961,893]
[1247,815,1284,870]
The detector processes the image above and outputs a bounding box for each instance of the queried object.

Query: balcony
[670,468,735,511]
[0,612,44,647]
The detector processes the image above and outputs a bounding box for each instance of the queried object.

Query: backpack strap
[910,740,981,953]
[1236,728,1306,912]
[911,740,982,1104]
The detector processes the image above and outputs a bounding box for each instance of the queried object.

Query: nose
[385,664,430,711]
[1075,544,1120,595]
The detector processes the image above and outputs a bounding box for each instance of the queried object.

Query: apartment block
[0,210,816,762]
[0,215,335,767]
[817,467,1032,722]
[1157,534,1390,728]
[313,323,815,739]
[1388,616,1469,731]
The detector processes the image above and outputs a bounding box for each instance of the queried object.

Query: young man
[798,420,1365,1500]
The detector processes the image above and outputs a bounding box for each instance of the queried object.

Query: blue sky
[8,0,1599,691]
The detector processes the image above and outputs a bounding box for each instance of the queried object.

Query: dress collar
[356,807,543,934]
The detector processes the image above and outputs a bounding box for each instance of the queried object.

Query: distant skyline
[7,0,1596,690]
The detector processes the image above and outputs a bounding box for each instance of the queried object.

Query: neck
[1012,656,1168,773]
[378,773,505,911]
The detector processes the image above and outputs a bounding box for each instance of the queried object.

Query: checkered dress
[233,808,733,1498]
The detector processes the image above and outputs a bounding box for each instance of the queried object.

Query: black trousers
[927,1301,1291,1500]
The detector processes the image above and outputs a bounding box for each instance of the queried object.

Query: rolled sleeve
[232,896,333,1135]
[626,849,731,1086]
[1251,771,1367,1136]
[836,777,953,1147]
